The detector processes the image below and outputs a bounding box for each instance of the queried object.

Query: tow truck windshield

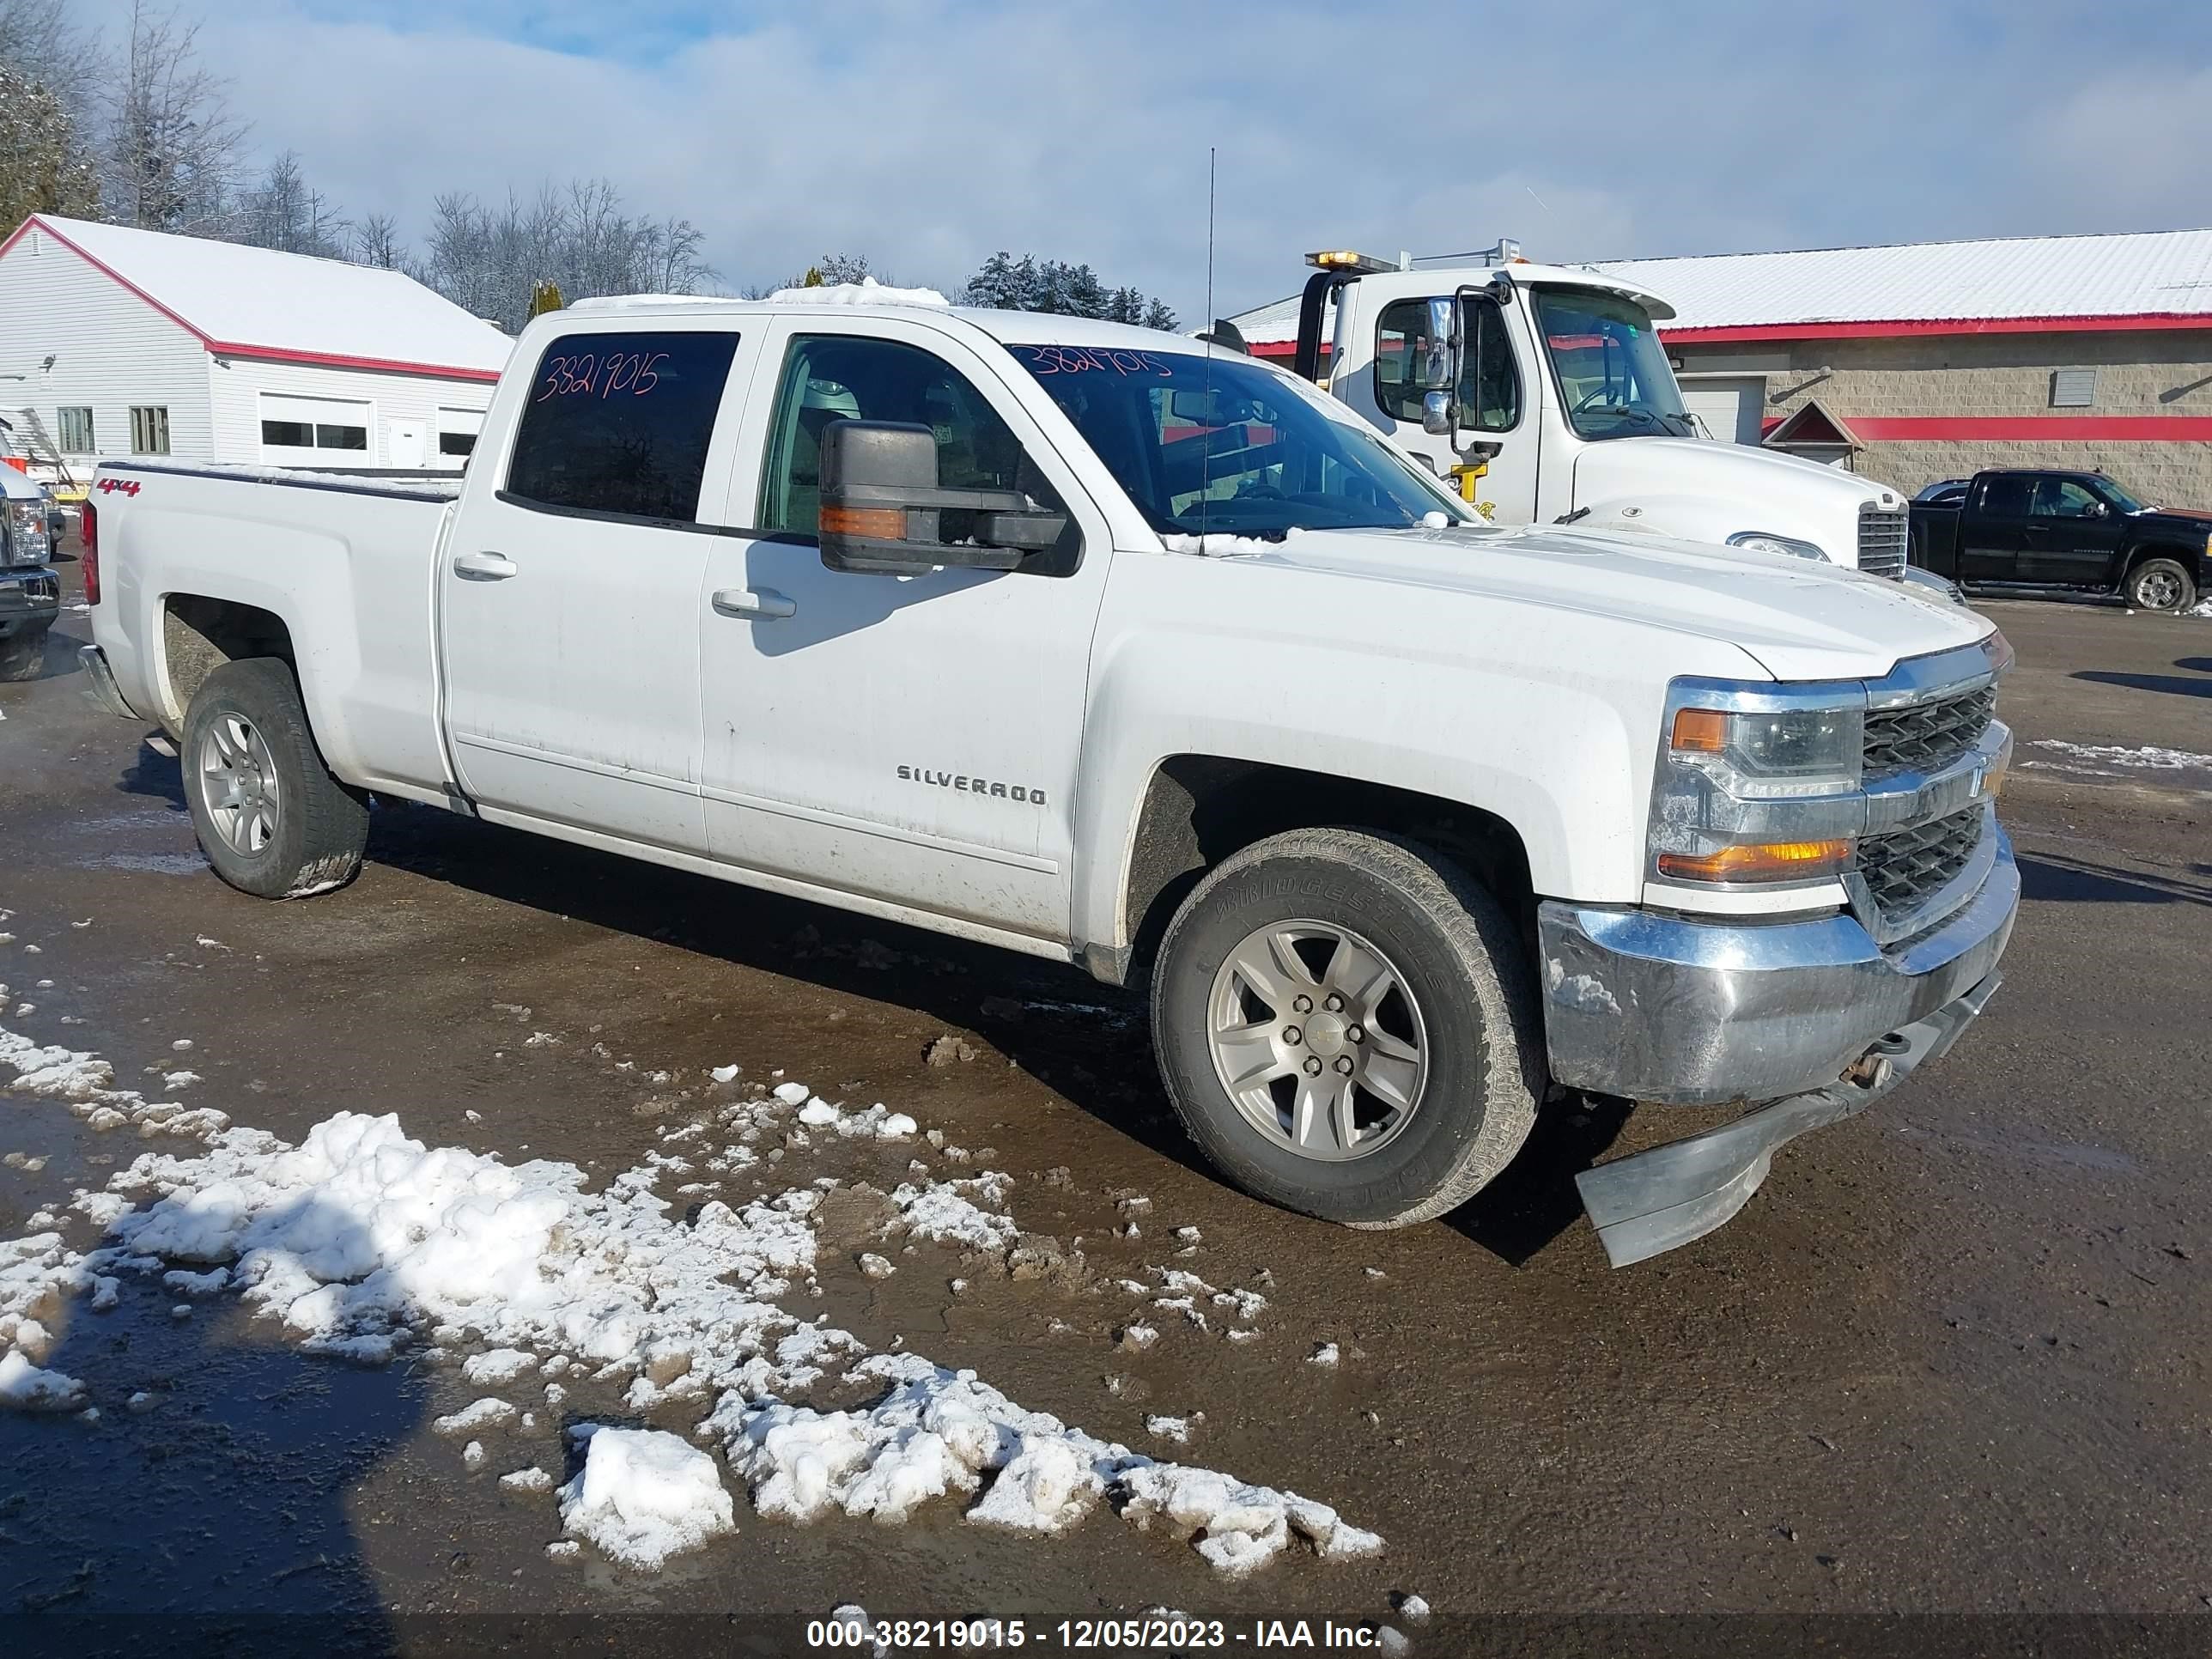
[1008,344,1470,540]
[1534,287,1693,441]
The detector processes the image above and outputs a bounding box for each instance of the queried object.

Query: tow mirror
[818,420,1067,575]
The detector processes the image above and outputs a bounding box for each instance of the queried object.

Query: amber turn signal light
[1669,708,1732,753]
[1656,839,1853,883]
[820,505,907,539]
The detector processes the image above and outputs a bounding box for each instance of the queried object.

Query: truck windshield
[1006,344,1471,539]
[1534,288,1693,441]
[2096,477,2148,513]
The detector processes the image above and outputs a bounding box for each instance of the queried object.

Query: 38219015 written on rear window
[504,330,741,523]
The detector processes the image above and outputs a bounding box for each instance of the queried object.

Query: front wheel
[1150,828,1542,1229]
[2125,557,2197,614]
[181,658,369,899]
[0,621,48,682]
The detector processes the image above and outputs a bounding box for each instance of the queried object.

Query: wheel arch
[158,593,298,735]
[1091,754,1537,989]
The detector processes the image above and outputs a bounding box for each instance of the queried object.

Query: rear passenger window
[505,330,739,522]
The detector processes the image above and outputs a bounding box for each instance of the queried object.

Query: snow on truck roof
[564,286,1202,354]
[4,215,514,380]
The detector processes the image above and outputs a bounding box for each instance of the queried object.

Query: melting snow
[559,1425,737,1568]
[2028,739,2212,772]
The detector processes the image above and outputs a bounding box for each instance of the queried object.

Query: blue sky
[75,0,2212,321]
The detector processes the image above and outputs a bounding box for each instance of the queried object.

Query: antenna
[1201,145,1216,543]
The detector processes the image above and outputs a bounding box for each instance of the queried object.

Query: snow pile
[767,277,951,309]
[1160,532,1282,558]
[2185,598,2211,619]
[559,1425,736,1568]
[2,1024,1380,1574]
[796,1098,918,1140]
[2027,738,2212,772]
[888,1172,1018,1255]
[1,1025,228,1141]
[0,1348,84,1411]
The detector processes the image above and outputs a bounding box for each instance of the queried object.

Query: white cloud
[63,0,2212,323]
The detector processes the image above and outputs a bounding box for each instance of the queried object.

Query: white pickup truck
[80,295,2019,1264]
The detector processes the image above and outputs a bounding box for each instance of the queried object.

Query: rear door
[2021,476,2127,585]
[1959,474,2031,581]
[440,322,760,851]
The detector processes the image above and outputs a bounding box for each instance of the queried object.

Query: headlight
[1726,531,1827,562]
[1650,679,1865,885]
[6,500,51,565]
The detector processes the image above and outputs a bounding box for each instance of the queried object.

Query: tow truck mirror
[817,420,1065,576]
[1421,392,1455,436]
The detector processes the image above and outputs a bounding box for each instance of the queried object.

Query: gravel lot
[2,557,2206,1654]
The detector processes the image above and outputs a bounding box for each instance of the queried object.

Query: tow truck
[1261,245,1912,577]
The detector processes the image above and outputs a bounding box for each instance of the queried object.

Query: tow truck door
[1355,289,1540,525]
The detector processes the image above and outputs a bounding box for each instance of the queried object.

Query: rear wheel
[1150,828,1542,1229]
[0,621,48,682]
[181,658,368,899]
[2125,557,2197,614]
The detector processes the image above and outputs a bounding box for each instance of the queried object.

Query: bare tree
[100,1,247,235]
[352,210,404,270]
[235,149,349,257]
[419,179,715,330]
[0,0,91,88]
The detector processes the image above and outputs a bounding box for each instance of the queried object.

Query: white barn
[0,214,511,477]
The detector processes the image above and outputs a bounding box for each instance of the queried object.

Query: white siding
[208,356,494,469]
[0,224,213,467]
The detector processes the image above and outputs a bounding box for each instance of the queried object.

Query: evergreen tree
[0,62,102,227]
[960,250,1176,331]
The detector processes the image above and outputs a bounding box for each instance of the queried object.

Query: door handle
[453,550,518,581]
[711,586,796,620]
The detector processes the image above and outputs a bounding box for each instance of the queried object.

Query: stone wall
[1675,330,2212,502]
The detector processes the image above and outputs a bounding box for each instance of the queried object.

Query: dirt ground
[2,554,2207,1656]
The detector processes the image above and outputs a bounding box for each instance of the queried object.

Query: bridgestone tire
[181,658,369,900]
[1150,828,1543,1229]
[0,621,47,682]
[2125,557,2197,614]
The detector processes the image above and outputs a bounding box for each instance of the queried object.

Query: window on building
[57,407,94,453]
[130,406,170,455]
[316,422,368,451]
[438,430,477,457]
[2050,368,2097,409]
[506,331,740,521]
[435,406,485,462]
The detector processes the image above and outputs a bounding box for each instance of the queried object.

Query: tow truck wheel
[181,658,368,900]
[1150,828,1542,1229]
[2125,557,2196,615]
[0,621,48,682]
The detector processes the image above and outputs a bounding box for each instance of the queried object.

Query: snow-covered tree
[0,62,101,227]
[959,251,1176,329]
[351,211,404,270]
[234,150,349,258]
[418,179,714,331]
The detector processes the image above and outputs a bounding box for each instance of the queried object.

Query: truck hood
[1575,435,1899,515]
[1241,521,1991,682]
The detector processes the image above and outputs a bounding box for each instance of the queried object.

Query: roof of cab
[560,294,1206,355]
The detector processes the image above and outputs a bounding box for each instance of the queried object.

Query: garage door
[1680,378,1765,446]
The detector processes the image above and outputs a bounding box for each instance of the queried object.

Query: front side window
[2032,478,2104,519]
[58,407,94,453]
[507,330,739,521]
[1533,288,1691,441]
[1373,297,1520,432]
[130,406,170,455]
[759,334,1038,538]
[1009,344,1471,539]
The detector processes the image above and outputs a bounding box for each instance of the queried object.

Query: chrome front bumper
[1537,831,2018,1265]
[1538,829,2017,1107]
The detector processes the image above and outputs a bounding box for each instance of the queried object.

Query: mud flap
[1576,972,2003,1267]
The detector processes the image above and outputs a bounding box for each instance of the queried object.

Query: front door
[696,317,1113,940]
[385,419,427,469]
[1367,293,1537,523]
[2021,477,2127,585]
[1960,474,2031,581]
[441,323,758,851]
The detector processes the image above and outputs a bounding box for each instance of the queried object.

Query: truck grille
[1857,506,1908,578]
[1863,685,1997,776]
[1858,805,1982,926]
